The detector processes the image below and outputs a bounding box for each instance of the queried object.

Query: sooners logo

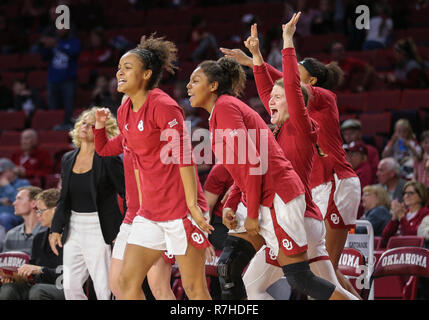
[138,120,144,131]
[282,239,293,250]
[269,248,277,261]
[164,252,174,259]
[191,232,204,244]
[331,213,340,224]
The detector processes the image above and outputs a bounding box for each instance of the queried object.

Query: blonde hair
[394,118,416,140]
[70,107,120,148]
[362,184,391,210]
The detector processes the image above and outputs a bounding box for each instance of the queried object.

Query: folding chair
[0,251,31,279]
[366,247,429,300]
[338,247,368,298]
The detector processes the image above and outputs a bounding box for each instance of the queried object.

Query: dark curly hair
[127,33,178,90]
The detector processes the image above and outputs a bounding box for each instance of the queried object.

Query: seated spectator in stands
[376,157,407,202]
[362,2,393,50]
[330,42,375,92]
[356,184,392,236]
[344,141,374,189]
[0,159,30,231]
[341,119,379,183]
[0,224,5,252]
[91,77,122,117]
[414,130,429,188]
[382,118,421,179]
[283,0,320,37]
[12,79,43,118]
[203,163,233,251]
[39,27,81,129]
[2,186,45,255]
[384,38,429,89]
[311,0,335,34]
[79,28,112,71]
[189,15,221,61]
[0,188,64,300]
[382,181,429,247]
[11,129,53,184]
[0,74,14,112]
[266,39,283,71]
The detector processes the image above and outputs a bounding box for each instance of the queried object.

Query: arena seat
[386,235,426,249]
[0,146,21,159]
[374,236,382,250]
[31,110,65,130]
[0,111,27,130]
[401,89,429,109]
[0,251,31,280]
[337,92,367,113]
[37,130,70,144]
[366,90,401,112]
[27,70,48,89]
[359,112,392,137]
[367,247,429,300]
[0,72,26,89]
[0,130,22,146]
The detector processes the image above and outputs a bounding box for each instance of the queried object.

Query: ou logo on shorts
[269,248,277,261]
[331,213,340,225]
[191,232,204,244]
[282,239,293,250]
[164,252,174,259]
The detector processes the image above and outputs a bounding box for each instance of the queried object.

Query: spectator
[39,26,81,129]
[0,74,14,111]
[414,130,429,188]
[283,0,320,37]
[11,129,53,184]
[385,38,429,89]
[0,188,64,300]
[341,119,379,183]
[330,42,375,92]
[344,141,374,189]
[188,15,221,61]
[356,184,392,236]
[376,157,407,202]
[266,39,283,71]
[12,79,43,118]
[382,181,429,247]
[382,118,421,179]
[311,0,335,35]
[2,186,45,255]
[0,159,30,231]
[79,28,112,71]
[362,2,393,50]
[0,224,5,252]
[49,107,125,300]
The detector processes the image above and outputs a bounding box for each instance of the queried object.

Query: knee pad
[282,261,335,300]
[217,236,256,300]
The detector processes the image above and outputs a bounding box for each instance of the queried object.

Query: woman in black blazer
[49,107,125,300]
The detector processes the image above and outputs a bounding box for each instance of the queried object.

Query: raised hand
[219,48,253,68]
[282,12,301,48]
[243,23,261,56]
[95,107,111,129]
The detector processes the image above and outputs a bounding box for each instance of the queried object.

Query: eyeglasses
[36,208,51,215]
[403,191,417,197]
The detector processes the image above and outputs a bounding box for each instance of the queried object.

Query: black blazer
[51,149,126,245]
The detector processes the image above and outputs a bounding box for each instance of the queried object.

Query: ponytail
[299,58,344,90]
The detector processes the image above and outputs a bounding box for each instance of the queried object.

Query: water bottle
[398,138,407,152]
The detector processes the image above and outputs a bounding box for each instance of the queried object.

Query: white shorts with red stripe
[112,222,131,260]
[311,181,333,219]
[112,222,177,264]
[230,194,308,257]
[127,213,210,256]
[326,173,361,230]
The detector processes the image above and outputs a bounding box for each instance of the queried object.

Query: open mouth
[270,108,278,117]
[118,79,127,85]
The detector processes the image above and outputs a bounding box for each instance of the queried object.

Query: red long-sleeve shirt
[204,163,234,218]
[381,207,429,245]
[11,147,53,179]
[97,89,208,222]
[94,126,139,224]
[252,48,322,221]
[209,94,305,219]
[263,62,356,187]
